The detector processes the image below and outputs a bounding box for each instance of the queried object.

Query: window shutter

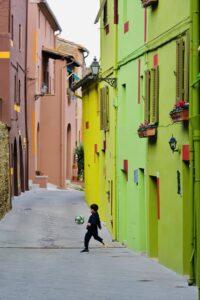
[105,86,110,130]
[184,31,190,102]
[114,0,118,24]
[151,66,159,123]
[176,39,185,102]
[100,88,104,130]
[100,86,109,131]
[144,70,150,123]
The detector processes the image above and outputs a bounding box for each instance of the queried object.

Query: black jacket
[87,212,101,230]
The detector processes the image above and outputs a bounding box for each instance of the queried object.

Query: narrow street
[0,189,197,300]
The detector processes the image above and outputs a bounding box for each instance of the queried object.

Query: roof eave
[70,74,98,92]
[38,0,62,32]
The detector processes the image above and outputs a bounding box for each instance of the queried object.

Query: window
[42,56,49,93]
[151,66,159,123]
[38,9,41,29]
[176,34,189,102]
[11,15,14,41]
[14,75,17,103]
[18,79,21,104]
[114,0,118,24]
[19,24,21,49]
[103,0,108,26]
[176,39,185,102]
[100,86,109,131]
[144,66,159,124]
[144,70,150,123]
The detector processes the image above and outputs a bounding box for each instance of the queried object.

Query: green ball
[75,215,85,225]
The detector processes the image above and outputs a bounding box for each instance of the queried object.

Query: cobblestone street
[0,189,197,300]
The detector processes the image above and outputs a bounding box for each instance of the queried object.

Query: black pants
[84,228,103,249]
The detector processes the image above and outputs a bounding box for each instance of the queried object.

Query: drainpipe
[113,0,118,240]
[189,0,200,295]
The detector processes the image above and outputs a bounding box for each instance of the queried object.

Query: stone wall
[0,122,10,218]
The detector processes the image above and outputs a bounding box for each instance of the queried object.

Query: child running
[81,204,104,253]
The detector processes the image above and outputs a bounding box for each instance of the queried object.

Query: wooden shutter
[151,66,159,123]
[144,70,150,123]
[176,38,185,102]
[100,86,109,131]
[100,88,104,130]
[105,86,109,131]
[184,31,190,102]
[114,0,118,24]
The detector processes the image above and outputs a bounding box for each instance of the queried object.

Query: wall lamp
[90,57,117,88]
[169,135,178,153]
[34,83,48,100]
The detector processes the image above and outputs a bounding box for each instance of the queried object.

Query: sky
[48,0,100,66]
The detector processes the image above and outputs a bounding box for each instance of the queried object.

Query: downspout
[113,0,118,240]
[189,0,200,294]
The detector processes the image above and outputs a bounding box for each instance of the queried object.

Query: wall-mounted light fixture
[169,135,178,152]
[90,57,117,88]
[34,83,48,100]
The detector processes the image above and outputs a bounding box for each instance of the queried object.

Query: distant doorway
[148,176,159,258]
[66,124,71,180]
[138,168,147,252]
[37,123,40,172]
[13,139,18,196]
[19,137,25,192]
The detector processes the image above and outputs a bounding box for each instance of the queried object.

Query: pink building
[0,0,28,198]
[27,0,87,188]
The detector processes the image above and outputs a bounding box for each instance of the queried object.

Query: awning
[42,47,81,67]
[94,0,107,24]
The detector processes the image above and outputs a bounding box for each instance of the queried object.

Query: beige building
[27,0,87,188]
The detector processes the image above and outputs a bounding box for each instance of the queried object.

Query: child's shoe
[80,248,89,253]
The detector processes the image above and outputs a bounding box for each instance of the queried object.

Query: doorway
[148,175,159,258]
[139,168,147,252]
[66,123,72,180]
[13,139,18,196]
[19,137,25,192]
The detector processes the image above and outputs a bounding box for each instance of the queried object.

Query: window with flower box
[176,34,189,103]
[170,33,190,122]
[138,66,159,138]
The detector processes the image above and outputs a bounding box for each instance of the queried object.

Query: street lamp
[169,135,178,152]
[90,57,117,88]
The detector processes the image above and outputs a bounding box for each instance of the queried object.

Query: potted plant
[169,101,189,122]
[137,122,157,138]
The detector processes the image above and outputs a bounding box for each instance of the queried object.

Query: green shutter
[144,70,150,123]
[184,31,190,102]
[105,86,109,131]
[100,88,104,130]
[151,66,159,124]
[100,86,109,131]
[176,38,185,102]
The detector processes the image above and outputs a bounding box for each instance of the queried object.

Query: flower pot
[145,127,156,136]
[138,130,145,138]
[137,127,156,138]
[141,0,158,8]
[170,109,189,122]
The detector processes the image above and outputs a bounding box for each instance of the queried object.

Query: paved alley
[0,189,197,300]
